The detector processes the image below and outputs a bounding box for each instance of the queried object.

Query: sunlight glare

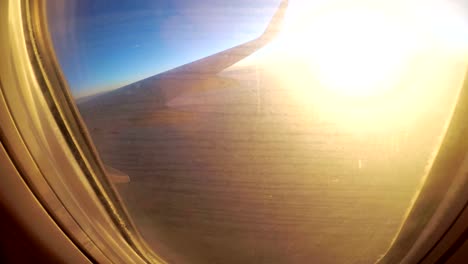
[268,0,468,101]
[288,7,415,98]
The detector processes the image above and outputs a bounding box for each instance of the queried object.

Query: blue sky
[48,0,281,97]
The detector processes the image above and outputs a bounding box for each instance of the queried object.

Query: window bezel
[0,0,467,263]
[0,1,164,263]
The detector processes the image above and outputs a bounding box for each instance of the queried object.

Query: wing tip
[261,0,289,39]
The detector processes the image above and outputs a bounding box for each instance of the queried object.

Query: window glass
[48,0,468,263]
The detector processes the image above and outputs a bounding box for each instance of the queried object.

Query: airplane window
[47,0,468,263]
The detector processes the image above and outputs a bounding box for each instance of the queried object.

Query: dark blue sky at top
[48,0,281,97]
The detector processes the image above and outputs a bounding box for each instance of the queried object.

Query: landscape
[77,54,461,264]
[74,0,463,263]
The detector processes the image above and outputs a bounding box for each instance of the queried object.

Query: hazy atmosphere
[48,0,467,263]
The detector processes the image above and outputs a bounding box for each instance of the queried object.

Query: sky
[47,0,468,98]
[48,0,282,97]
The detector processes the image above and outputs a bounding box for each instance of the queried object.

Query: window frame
[0,0,467,263]
[377,60,468,263]
[0,1,164,263]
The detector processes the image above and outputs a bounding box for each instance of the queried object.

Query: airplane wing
[78,0,288,110]
[78,1,289,183]
[161,0,289,78]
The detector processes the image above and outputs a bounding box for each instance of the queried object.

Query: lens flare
[285,8,417,98]
[258,0,468,101]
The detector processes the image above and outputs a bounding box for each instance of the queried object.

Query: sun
[280,6,417,99]
[249,0,468,136]
[243,0,468,103]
